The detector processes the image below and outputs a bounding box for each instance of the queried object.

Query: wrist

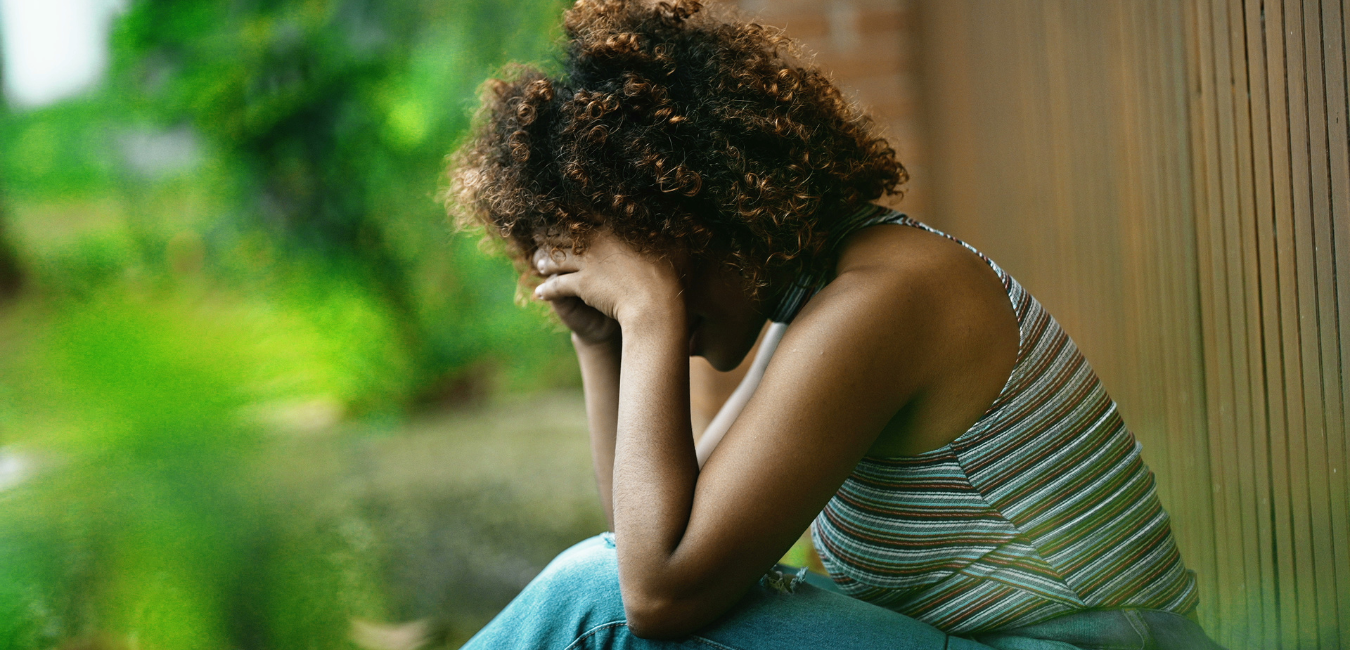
[616,285,685,334]
[619,303,688,348]
[573,331,622,356]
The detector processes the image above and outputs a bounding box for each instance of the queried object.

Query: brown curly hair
[446,0,905,297]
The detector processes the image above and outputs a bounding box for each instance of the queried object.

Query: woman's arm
[535,227,1007,639]
[535,250,626,529]
[606,291,913,638]
[573,333,621,528]
[611,305,702,628]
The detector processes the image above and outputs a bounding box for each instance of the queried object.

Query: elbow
[622,589,704,640]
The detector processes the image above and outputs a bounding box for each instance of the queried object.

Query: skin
[532,220,1019,639]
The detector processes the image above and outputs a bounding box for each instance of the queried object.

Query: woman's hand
[533,231,691,538]
[532,231,687,336]
[549,296,620,347]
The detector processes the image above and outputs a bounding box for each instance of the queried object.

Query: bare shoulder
[835,221,996,298]
[791,222,1011,366]
[785,222,1020,456]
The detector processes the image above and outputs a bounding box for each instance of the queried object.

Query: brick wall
[732,0,926,217]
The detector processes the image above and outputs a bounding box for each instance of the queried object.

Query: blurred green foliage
[2,0,577,402]
[0,0,581,647]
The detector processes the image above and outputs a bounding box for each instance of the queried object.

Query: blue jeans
[461,534,1224,650]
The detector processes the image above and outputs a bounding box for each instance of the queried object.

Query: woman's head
[446,0,906,300]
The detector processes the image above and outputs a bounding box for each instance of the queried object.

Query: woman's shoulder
[793,220,1020,456]
[785,218,1016,377]
[827,221,1008,323]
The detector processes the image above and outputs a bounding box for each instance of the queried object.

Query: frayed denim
[460,534,1224,650]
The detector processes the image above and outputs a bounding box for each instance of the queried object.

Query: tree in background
[0,1,584,647]
[106,0,573,404]
[0,217,19,298]
[0,203,21,300]
[0,223,18,297]
[0,62,21,300]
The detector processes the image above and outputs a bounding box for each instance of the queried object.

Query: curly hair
[446,0,905,297]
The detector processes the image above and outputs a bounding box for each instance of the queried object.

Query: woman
[446,1,1223,648]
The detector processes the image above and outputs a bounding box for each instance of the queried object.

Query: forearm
[533,235,729,636]
[574,333,622,528]
[612,317,702,616]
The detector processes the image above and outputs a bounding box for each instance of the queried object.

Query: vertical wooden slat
[1192,2,1253,641]
[1188,1,1241,640]
[1248,2,1297,645]
[1156,0,1201,568]
[1316,0,1350,641]
[1039,0,1079,325]
[1340,0,1350,470]
[1340,23,1350,625]
[1270,0,1320,646]
[913,1,1350,645]
[1130,0,1175,502]
[915,0,976,236]
[1217,1,1278,643]
[1158,2,1221,621]
[1292,1,1343,646]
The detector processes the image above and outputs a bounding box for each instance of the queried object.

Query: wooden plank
[1007,0,1050,292]
[1340,0,1350,459]
[1114,0,1162,493]
[1143,0,1179,506]
[1088,2,1128,395]
[1212,2,1246,643]
[1338,5,1350,575]
[1188,2,1249,640]
[912,0,977,235]
[1158,1,1221,624]
[1275,0,1327,646]
[1142,0,1193,548]
[1185,0,1238,639]
[1038,0,1079,329]
[1227,0,1281,643]
[1293,1,1343,645]
[1315,0,1350,639]
[1129,0,1166,532]
[1249,0,1304,645]
[1156,0,1204,569]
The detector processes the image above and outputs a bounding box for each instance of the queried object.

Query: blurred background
[1,0,1347,649]
[0,0,606,647]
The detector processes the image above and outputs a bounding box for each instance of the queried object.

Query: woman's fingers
[549,295,587,319]
[534,272,582,301]
[550,295,620,344]
[533,247,581,276]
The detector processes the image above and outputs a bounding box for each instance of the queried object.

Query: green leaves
[0,1,580,644]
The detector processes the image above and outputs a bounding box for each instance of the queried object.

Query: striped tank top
[773,205,1199,634]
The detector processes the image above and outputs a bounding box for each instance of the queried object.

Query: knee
[462,535,625,649]
[526,533,624,618]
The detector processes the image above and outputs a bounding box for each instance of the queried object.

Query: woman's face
[682,259,768,372]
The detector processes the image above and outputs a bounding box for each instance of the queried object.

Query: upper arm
[647,263,941,628]
[618,224,1020,638]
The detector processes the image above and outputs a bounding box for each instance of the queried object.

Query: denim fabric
[460,534,1224,650]
[973,609,1227,650]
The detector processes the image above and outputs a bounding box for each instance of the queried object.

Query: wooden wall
[915,1,1349,648]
